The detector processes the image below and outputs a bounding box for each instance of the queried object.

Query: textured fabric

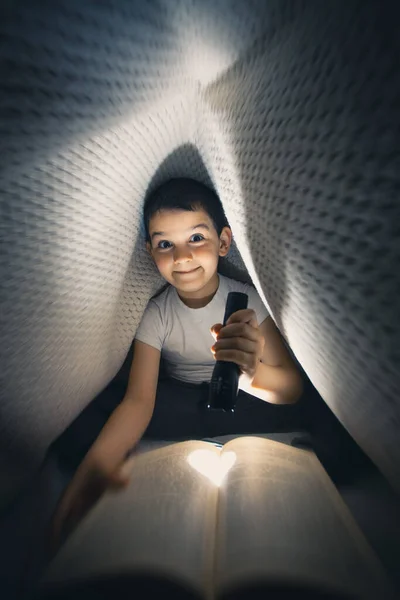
[0,0,399,507]
[135,274,270,383]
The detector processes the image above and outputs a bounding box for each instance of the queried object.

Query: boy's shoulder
[148,283,174,308]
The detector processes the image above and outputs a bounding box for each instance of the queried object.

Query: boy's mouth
[173,267,201,275]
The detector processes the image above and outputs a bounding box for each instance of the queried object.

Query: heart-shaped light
[187,449,236,486]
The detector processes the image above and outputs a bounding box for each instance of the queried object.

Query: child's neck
[177,273,220,309]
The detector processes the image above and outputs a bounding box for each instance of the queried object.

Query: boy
[52,178,302,548]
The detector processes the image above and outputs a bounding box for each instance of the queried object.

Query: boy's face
[147,208,231,301]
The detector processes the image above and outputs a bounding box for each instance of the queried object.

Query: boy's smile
[174,266,201,275]
[147,208,232,308]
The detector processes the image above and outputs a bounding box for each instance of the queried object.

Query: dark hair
[144,178,230,242]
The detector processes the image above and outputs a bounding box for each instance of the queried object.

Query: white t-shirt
[135,274,269,384]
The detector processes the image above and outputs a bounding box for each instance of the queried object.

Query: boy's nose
[173,247,193,264]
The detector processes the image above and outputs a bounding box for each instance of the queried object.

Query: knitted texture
[1,0,399,506]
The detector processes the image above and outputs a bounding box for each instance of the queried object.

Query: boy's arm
[51,341,160,548]
[212,313,302,405]
[239,316,303,404]
[85,340,161,473]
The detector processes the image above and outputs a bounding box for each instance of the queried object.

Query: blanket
[1,0,399,507]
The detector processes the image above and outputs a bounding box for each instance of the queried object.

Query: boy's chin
[173,277,218,297]
[174,281,205,293]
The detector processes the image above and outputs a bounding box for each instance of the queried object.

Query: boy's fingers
[213,336,255,354]
[213,349,252,369]
[226,309,258,328]
[51,492,70,541]
[50,485,87,553]
[217,322,259,342]
[108,473,130,489]
[49,468,129,555]
[210,323,223,340]
[50,504,71,554]
[51,494,94,554]
[51,473,128,554]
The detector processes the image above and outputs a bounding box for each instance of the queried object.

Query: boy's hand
[50,461,130,555]
[210,309,265,382]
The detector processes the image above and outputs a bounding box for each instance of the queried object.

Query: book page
[217,437,393,599]
[43,441,220,597]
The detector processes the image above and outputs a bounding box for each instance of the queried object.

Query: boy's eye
[158,240,172,249]
[157,234,204,249]
[190,233,205,243]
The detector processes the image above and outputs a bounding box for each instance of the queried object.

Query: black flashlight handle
[207,292,248,412]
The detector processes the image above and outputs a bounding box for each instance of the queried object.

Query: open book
[38,437,394,599]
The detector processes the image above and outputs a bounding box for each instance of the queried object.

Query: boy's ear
[218,226,232,258]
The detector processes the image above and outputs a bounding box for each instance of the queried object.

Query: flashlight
[206,291,248,412]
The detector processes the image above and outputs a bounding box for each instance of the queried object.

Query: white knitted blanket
[1,0,399,506]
